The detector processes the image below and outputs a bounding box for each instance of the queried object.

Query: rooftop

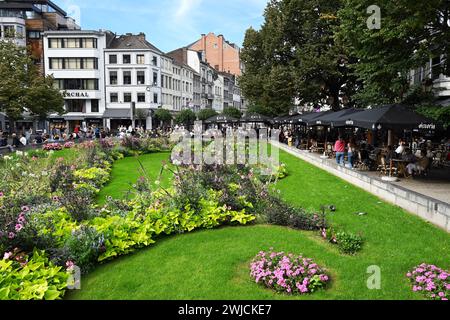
[107,33,163,54]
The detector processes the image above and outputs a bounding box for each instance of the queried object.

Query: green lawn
[67,150,450,300]
[97,152,171,205]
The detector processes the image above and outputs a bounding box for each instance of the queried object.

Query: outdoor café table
[391,159,409,178]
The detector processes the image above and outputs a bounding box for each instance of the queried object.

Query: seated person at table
[395,139,406,157]
[359,144,370,164]
[402,148,416,163]
[309,138,318,152]
[385,146,396,163]
[406,150,429,176]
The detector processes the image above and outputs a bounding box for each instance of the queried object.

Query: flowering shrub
[250,250,330,295]
[407,264,449,301]
[64,142,75,149]
[43,143,63,151]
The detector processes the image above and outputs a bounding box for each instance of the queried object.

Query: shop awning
[103,109,132,119]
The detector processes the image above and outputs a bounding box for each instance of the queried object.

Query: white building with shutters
[104,33,163,130]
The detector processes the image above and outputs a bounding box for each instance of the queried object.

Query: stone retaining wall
[273,142,450,233]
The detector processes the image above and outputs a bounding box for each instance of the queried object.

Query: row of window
[49,38,98,49]
[109,54,158,66]
[109,70,158,86]
[49,58,98,70]
[54,79,99,90]
[66,99,99,113]
[0,25,24,39]
[109,92,159,104]
[161,75,193,93]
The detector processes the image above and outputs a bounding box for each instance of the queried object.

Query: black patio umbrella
[241,113,271,123]
[289,111,334,126]
[271,115,292,124]
[312,108,365,127]
[204,114,239,124]
[332,104,438,130]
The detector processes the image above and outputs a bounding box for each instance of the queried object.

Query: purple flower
[17,216,26,224]
[0,192,4,197]
[15,224,23,232]
[8,232,15,239]
[21,206,30,212]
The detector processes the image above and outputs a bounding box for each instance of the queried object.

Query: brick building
[188,32,242,76]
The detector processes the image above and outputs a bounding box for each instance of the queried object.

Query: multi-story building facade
[161,55,175,111]
[0,0,79,70]
[410,55,450,105]
[180,64,195,110]
[189,32,243,76]
[167,47,203,112]
[0,6,26,47]
[43,29,107,132]
[171,61,182,111]
[104,33,163,130]
[213,74,224,112]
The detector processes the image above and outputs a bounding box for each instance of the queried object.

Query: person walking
[347,139,356,169]
[334,136,346,166]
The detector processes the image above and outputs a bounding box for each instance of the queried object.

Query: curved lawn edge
[65,149,450,300]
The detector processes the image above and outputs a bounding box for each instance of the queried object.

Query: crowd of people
[0,124,175,154]
[277,125,450,178]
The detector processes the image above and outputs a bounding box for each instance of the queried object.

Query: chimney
[137,32,146,42]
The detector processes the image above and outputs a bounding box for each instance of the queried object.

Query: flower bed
[407,263,449,300]
[250,250,330,295]
[43,143,63,151]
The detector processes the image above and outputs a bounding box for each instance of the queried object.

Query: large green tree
[338,0,450,105]
[154,108,173,128]
[240,0,359,115]
[197,108,218,121]
[223,107,242,119]
[175,109,196,127]
[0,41,64,124]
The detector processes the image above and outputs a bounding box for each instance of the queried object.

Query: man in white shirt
[395,139,406,156]
[19,134,27,146]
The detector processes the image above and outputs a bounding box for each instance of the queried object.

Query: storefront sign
[346,120,354,125]
[63,91,91,99]
[418,123,436,130]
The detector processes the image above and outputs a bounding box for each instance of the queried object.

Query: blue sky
[54,0,267,52]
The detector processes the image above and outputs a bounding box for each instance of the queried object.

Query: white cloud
[174,0,203,19]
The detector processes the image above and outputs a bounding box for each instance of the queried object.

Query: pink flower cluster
[250,249,330,295]
[64,142,75,149]
[407,263,449,301]
[43,143,63,151]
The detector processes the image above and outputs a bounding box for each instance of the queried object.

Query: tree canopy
[175,109,196,127]
[240,0,450,114]
[197,108,218,121]
[223,107,242,119]
[0,41,64,121]
[154,108,173,127]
